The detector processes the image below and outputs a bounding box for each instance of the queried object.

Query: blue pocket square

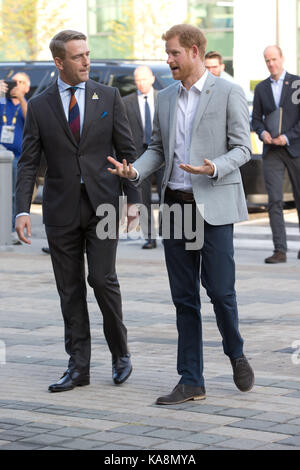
[100,111,108,119]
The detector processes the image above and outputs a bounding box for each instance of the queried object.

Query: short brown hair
[205,51,223,64]
[49,30,87,59]
[162,24,207,59]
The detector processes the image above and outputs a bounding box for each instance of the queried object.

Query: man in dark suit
[15,30,139,392]
[252,45,300,263]
[123,66,163,249]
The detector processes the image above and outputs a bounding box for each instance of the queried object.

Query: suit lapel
[279,72,291,107]
[133,94,143,133]
[266,79,276,109]
[46,81,77,145]
[80,80,106,144]
[168,82,180,162]
[191,73,215,139]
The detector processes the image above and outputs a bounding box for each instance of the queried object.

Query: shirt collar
[270,70,286,83]
[57,76,86,91]
[179,69,208,94]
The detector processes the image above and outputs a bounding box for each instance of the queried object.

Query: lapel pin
[92,92,99,100]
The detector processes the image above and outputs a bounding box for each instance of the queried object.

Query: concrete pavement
[1,205,300,451]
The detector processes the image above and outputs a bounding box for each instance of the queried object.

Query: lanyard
[2,102,20,125]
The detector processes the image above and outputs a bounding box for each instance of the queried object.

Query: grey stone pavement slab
[1,206,300,451]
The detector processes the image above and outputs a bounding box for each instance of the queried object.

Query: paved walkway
[1,206,300,451]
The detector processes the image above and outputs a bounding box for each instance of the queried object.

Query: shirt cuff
[129,167,140,181]
[208,162,217,179]
[283,134,290,146]
[16,212,29,218]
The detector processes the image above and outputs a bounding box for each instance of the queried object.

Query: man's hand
[15,215,31,244]
[126,203,139,232]
[272,134,287,146]
[107,156,137,180]
[261,131,273,145]
[0,80,8,94]
[9,85,24,101]
[120,203,140,233]
[179,159,215,176]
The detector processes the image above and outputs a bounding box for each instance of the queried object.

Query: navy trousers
[163,198,244,387]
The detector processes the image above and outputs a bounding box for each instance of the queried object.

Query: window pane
[205,31,233,57]
[189,0,234,29]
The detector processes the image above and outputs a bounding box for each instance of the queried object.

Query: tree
[0,0,68,60]
[108,0,175,60]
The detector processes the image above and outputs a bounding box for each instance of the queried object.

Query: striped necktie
[68,86,80,143]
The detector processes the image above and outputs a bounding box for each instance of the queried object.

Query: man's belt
[165,187,194,202]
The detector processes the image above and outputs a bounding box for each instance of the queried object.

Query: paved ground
[1,205,300,451]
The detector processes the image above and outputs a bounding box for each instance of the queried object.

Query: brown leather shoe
[264,251,286,264]
[156,384,206,405]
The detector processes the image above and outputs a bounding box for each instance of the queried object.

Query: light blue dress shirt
[57,76,86,135]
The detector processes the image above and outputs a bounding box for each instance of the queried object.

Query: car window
[154,71,175,88]
[89,66,109,84]
[108,72,137,97]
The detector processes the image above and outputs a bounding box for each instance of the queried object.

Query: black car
[1,60,293,209]
[0,60,174,202]
[0,59,174,98]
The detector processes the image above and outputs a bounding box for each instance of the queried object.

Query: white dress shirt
[132,70,217,185]
[136,86,155,130]
[270,70,286,108]
[168,69,216,192]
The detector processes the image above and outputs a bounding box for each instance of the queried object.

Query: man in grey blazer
[108,24,254,405]
[15,30,139,392]
[123,66,163,249]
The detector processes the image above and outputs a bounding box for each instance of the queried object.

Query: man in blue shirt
[0,73,30,239]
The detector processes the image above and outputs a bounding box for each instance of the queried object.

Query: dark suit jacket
[16,79,139,226]
[123,89,158,157]
[252,72,300,157]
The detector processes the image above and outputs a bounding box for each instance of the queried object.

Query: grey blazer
[133,72,252,225]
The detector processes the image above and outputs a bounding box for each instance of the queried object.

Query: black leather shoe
[142,239,157,249]
[42,247,50,254]
[230,354,254,392]
[112,354,132,385]
[156,384,206,405]
[48,369,90,393]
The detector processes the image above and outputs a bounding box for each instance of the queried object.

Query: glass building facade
[188,0,234,75]
[87,0,134,59]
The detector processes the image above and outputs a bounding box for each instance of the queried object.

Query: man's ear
[54,56,64,71]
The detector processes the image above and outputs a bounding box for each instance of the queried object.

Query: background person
[252,45,300,264]
[0,73,30,243]
[15,30,139,393]
[123,65,163,249]
[108,24,254,405]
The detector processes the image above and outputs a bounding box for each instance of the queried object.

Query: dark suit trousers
[263,147,300,252]
[45,185,128,374]
[163,197,244,387]
[140,167,164,240]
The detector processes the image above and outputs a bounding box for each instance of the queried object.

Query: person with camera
[0,73,30,242]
